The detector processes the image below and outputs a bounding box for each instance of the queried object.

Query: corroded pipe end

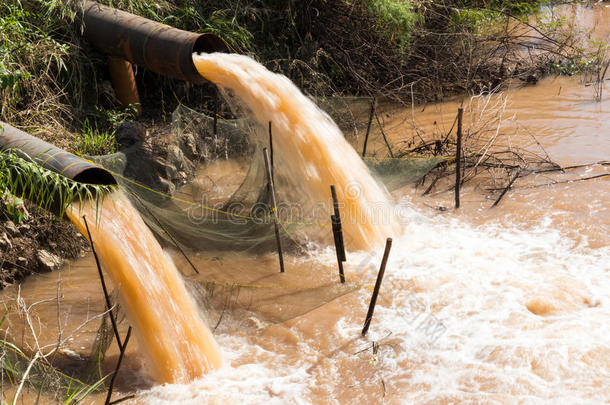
[81,1,230,83]
[73,167,117,185]
[0,122,117,186]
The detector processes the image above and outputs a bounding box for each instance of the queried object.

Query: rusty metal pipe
[0,122,116,185]
[108,57,141,114]
[80,1,229,83]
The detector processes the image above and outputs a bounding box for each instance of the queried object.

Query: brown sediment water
[192,53,397,250]
[1,3,609,404]
[376,73,610,248]
[66,192,222,384]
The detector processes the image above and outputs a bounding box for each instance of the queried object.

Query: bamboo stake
[104,326,132,405]
[268,121,274,183]
[83,215,122,349]
[263,148,285,273]
[362,238,392,336]
[330,185,346,261]
[331,215,345,283]
[455,107,463,209]
[362,97,376,157]
[330,185,346,283]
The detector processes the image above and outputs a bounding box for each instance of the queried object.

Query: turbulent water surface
[1,3,609,404]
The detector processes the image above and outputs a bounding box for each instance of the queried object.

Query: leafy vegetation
[0,0,72,132]
[0,149,115,218]
[0,0,572,138]
[3,193,28,223]
[356,0,420,48]
[71,118,117,156]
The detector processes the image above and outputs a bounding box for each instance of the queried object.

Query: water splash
[193,52,396,250]
[68,192,222,383]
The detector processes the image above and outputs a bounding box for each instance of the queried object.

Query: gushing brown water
[67,192,221,383]
[3,4,609,403]
[193,53,396,250]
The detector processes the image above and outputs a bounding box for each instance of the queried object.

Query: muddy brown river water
[1,3,609,404]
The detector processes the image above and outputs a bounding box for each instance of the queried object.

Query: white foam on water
[137,197,610,403]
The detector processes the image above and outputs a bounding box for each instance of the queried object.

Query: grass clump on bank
[0,1,73,134]
[71,118,118,156]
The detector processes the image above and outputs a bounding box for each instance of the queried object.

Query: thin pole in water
[104,326,132,405]
[107,394,135,405]
[491,169,521,208]
[455,107,463,209]
[268,121,274,183]
[83,215,123,349]
[362,238,392,336]
[213,102,218,136]
[330,185,346,283]
[362,97,376,157]
[263,147,285,273]
[374,110,394,158]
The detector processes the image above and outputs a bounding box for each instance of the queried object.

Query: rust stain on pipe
[0,122,116,185]
[81,1,229,82]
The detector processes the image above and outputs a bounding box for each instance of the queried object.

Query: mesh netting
[90,97,443,327]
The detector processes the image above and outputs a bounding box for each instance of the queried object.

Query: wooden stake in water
[330,185,346,261]
[105,326,132,405]
[84,215,137,405]
[83,215,122,349]
[455,107,463,209]
[362,97,376,157]
[362,238,392,336]
[263,147,285,273]
[330,185,346,283]
[213,102,218,136]
[268,121,275,183]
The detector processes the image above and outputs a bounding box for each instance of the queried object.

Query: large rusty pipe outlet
[80,1,229,83]
[0,122,116,186]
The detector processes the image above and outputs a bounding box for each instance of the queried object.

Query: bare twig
[104,326,132,405]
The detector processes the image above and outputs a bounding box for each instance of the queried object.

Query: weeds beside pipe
[0,122,116,216]
[0,122,116,186]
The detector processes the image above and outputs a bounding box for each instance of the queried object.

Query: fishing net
[90,97,443,329]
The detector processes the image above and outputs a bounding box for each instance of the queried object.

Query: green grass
[71,119,117,156]
[0,1,72,122]
[0,148,115,218]
[94,0,253,52]
[353,0,419,48]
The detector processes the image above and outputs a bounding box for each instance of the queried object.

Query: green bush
[0,1,71,118]
[357,0,420,48]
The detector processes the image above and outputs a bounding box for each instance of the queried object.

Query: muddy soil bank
[0,201,89,288]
